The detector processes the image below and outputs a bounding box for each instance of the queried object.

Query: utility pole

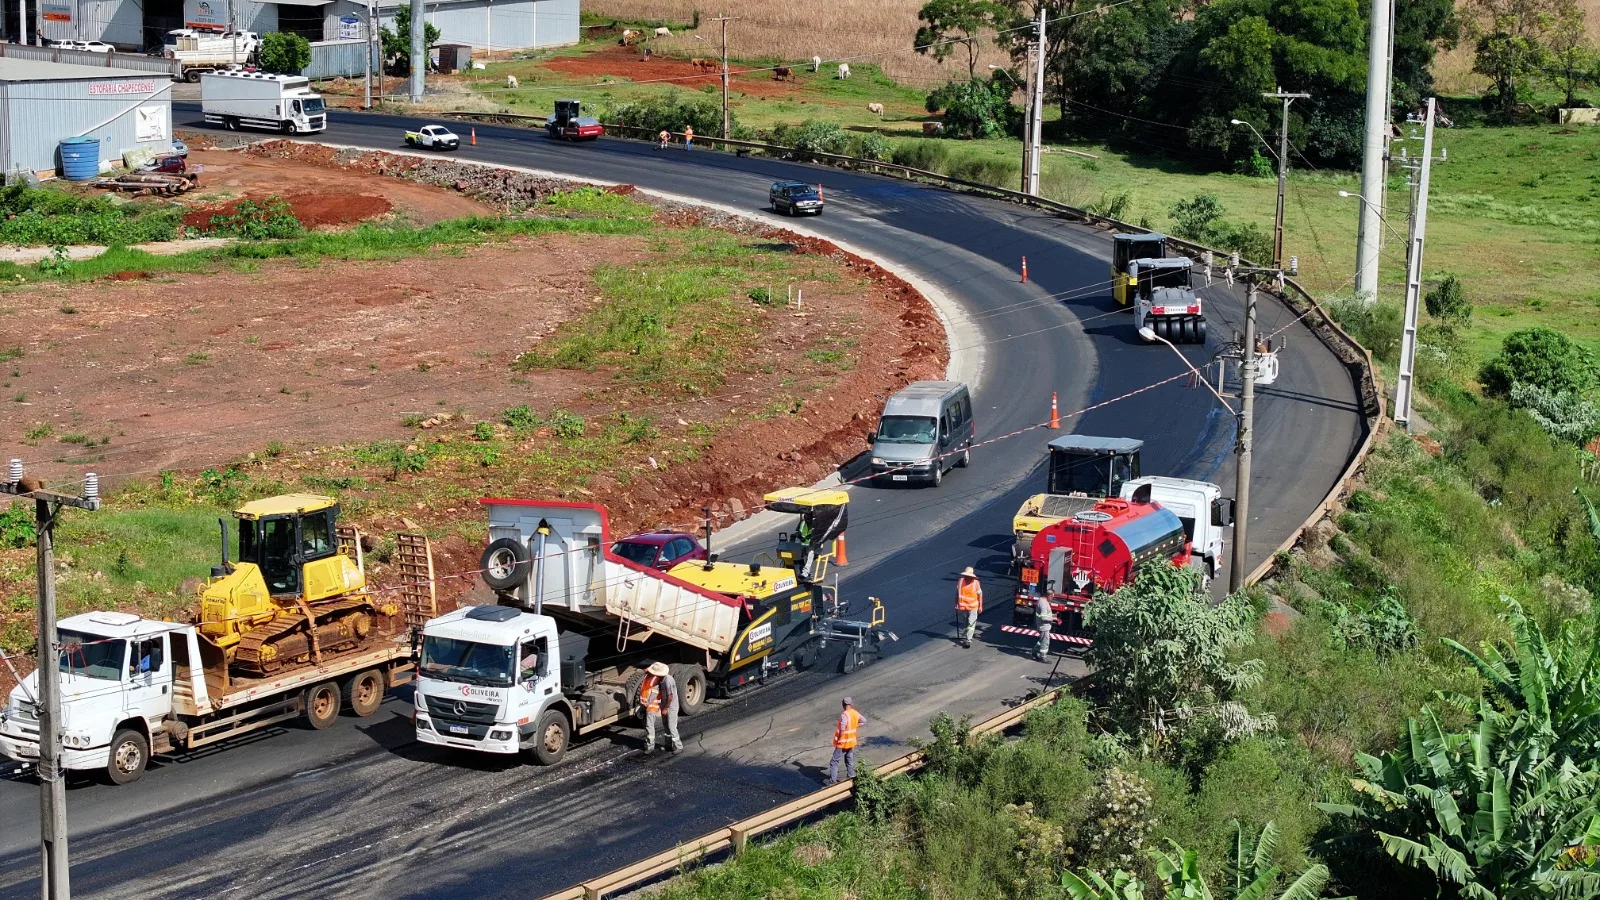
[711,13,735,140]
[1394,98,1441,432]
[1263,89,1309,269]
[363,0,375,109]
[228,0,237,65]
[4,460,101,900]
[1027,1,1046,197]
[1354,0,1392,303]
[408,0,425,102]
[1229,282,1256,592]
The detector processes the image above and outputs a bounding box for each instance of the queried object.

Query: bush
[924,76,1017,139]
[258,32,311,75]
[848,132,892,162]
[1479,326,1599,398]
[605,90,732,140]
[1424,274,1470,326]
[0,184,180,247]
[1169,193,1224,243]
[890,139,950,172]
[770,120,851,156]
[0,503,34,549]
[1326,298,1403,363]
[205,196,303,239]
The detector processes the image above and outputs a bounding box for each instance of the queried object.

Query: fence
[0,42,182,77]
[305,39,378,81]
[424,114,1382,900]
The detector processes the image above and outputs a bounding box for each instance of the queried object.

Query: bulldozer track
[234,597,379,676]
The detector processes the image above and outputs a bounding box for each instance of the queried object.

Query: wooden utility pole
[711,13,736,140]
[4,459,101,900]
[1229,283,1256,592]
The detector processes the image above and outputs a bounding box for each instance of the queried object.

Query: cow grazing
[506,74,519,88]
[774,66,793,82]
[812,55,822,72]
[654,26,672,37]
[867,102,884,115]
[620,28,635,45]
[836,63,851,79]
[922,121,944,136]
[692,57,716,73]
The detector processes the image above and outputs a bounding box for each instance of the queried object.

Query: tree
[381,5,440,71]
[925,74,1018,138]
[915,0,1002,78]
[1479,326,1600,398]
[1468,0,1561,119]
[1424,274,1471,327]
[1545,0,1595,109]
[258,32,311,75]
[1393,0,1461,110]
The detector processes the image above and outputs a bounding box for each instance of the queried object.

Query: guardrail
[435,114,1383,900]
[540,677,1080,900]
[0,42,183,77]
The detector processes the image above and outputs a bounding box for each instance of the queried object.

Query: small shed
[432,43,473,74]
[0,58,174,179]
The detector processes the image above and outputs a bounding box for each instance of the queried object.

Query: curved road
[0,107,1365,898]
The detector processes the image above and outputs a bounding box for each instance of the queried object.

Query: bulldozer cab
[1112,233,1169,306]
[231,494,357,599]
[764,487,848,583]
[1045,435,1143,498]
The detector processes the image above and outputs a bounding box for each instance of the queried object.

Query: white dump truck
[201,70,326,134]
[164,29,260,81]
[415,493,892,764]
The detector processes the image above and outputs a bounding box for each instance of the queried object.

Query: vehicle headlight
[62,731,91,749]
[871,457,885,466]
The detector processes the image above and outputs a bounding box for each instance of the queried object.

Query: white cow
[812,55,822,72]
[655,26,672,37]
[837,62,851,79]
[506,74,519,88]
[867,102,884,115]
[620,28,636,45]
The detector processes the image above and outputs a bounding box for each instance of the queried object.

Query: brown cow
[773,66,793,82]
[692,57,717,73]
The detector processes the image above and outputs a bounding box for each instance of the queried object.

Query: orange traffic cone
[1049,392,1060,429]
[834,534,848,566]
[470,127,477,146]
[1021,256,1028,283]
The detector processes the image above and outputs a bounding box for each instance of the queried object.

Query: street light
[1138,326,1234,411]
[1233,89,1309,269]
[1230,119,1278,162]
[990,65,1029,193]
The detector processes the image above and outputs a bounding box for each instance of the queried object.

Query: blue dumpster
[59,137,101,181]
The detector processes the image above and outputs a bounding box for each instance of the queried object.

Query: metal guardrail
[0,42,182,77]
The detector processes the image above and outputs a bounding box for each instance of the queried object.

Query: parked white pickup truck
[405,125,460,150]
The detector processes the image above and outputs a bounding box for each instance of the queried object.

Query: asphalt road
[0,107,1365,898]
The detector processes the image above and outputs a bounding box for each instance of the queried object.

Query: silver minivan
[869,381,975,487]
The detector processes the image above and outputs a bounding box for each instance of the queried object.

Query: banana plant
[1063,821,1329,900]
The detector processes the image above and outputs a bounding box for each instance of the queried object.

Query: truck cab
[1118,476,1232,582]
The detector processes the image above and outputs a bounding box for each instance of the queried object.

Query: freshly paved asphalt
[0,107,1365,898]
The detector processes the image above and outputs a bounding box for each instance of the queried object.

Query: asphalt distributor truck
[415,489,893,764]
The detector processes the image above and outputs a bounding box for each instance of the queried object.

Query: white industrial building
[12,0,577,54]
[0,57,173,177]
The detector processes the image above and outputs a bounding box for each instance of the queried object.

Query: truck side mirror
[1212,498,1235,527]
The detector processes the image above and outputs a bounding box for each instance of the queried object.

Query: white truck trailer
[201,70,326,134]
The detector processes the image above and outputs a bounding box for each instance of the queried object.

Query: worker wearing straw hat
[955,566,983,648]
[638,661,681,755]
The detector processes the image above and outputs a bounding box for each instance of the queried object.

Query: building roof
[0,57,165,83]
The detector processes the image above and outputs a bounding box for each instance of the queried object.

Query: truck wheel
[623,670,647,718]
[480,538,531,592]
[305,681,341,729]
[1195,320,1208,343]
[280,121,294,135]
[224,116,239,131]
[1180,318,1196,343]
[669,663,707,716]
[530,709,569,765]
[185,69,202,83]
[105,728,149,785]
[343,669,385,718]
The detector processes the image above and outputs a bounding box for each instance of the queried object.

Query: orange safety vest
[640,675,662,714]
[833,708,861,750]
[956,577,982,611]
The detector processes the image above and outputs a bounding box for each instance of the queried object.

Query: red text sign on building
[88,81,158,95]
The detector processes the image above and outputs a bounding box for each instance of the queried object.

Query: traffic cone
[1049,392,1060,429]
[834,534,848,566]
[1021,256,1028,283]
[470,127,477,146]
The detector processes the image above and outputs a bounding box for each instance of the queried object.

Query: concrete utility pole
[711,13,735,140]
[1355,0,1392,303]
[1394,98,1440,432]
[1263,89,1309,269]
[1027,2,1046,197]
[408,0,425,102]
[363,0,375,108]
[4,460,101,900]
[228,0,237,64]
[1229,282,1257,592]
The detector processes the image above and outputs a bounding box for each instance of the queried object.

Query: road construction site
[0,107,1367,898]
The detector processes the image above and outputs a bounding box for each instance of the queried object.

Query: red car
[142,154,187,174]
[613,531,707,570]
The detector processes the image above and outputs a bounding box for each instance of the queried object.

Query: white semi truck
[201,70,326,134]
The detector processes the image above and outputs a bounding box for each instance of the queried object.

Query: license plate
[892,475,908,481]
[448,724,468,735]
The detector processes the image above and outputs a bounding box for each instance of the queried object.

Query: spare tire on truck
[480,538,531,592]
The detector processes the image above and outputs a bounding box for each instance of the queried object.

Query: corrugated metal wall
[375,0,577,52]
[1,75,174,175]
[304,38,380,79]
[0,42,182,76]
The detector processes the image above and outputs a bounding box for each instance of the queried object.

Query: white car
[405,125,461,151]
[79,40,115,52]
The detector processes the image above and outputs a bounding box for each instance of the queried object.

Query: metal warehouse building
[18,0,577,54]
[0,58,173,178]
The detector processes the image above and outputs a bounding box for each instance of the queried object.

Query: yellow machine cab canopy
[228,493,344,596]
[763,487,848,544]
[668,559,801,600]
[1112,233,1169,274]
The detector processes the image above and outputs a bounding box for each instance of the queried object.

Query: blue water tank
[58,137,101,181]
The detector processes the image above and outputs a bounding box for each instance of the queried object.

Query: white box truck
[201,70,326,134]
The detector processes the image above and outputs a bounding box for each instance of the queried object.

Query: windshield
[420,636,514,687]
[613,540,659,566]
[877,415,937,444]
[58,631,126,680]
[302,97,325,115]
[1140,266,1190,291]
[1048,451,1138,497]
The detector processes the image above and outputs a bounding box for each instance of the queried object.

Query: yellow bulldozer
[198,494,416,676]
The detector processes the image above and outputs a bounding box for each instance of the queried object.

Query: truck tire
[530,709,569,765]
[343,669,385,718]
[280,121,294,135]
[305,681,341,729]
[669,663,706,716]
[480,538,531,592]
[623,670,647,718]
[105,727,149,785]
[1180,318,1195,343]
[185,69,203,83]
[1195,320,1208,343]
[224,116,239,131]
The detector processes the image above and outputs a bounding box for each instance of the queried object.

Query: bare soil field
[540,44,816,99]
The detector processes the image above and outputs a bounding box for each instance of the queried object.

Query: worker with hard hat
[826,697,864,785]
[638,661,682,755]
[955,566,983,648]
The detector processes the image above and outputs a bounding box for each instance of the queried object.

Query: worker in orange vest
[826,697,863,785]
[683,124,694,151]
[955,565,983,648]
[638,661,681,755]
